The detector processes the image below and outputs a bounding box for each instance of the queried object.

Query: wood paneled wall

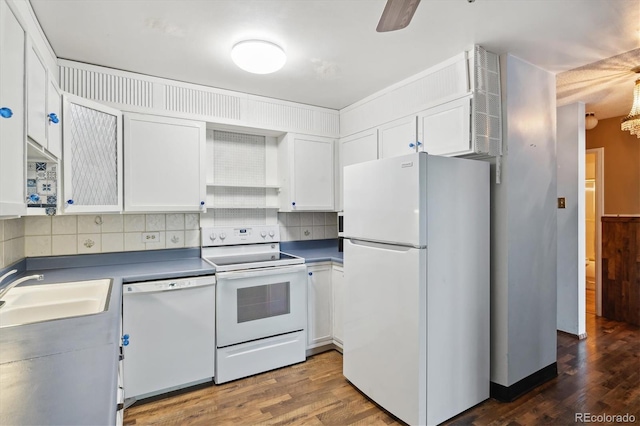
[602,216,640,326]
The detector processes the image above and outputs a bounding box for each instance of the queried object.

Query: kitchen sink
[0,279,112,328]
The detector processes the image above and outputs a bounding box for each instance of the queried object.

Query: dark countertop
[281,239,343,264]
[0,248,215,426]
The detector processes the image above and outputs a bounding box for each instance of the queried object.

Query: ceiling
[30,0,640,115]
[557,48,640,120]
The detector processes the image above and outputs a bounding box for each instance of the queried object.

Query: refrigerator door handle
[349,238,426,251]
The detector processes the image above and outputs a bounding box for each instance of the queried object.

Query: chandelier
[621,66,640,138]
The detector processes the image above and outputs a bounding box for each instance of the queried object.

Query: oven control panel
[201,225,280,246]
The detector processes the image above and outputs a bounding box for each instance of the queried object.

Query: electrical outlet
[142,232,160,242]
[558,197,566,209]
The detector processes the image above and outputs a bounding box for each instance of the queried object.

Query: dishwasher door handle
[124,278,216,295]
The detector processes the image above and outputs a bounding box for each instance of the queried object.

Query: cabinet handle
[0,107,13,118]
[417,141,422,146]
[409,143,415,148]
[200,201,205,206]
[308,272,313,276]
[66,199,74,205]
[48,113,59,124]
[292,202,296,206]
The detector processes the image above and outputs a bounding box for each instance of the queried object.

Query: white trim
[57,59,339,138]
[57,59,340,116]
[587,147,604,317]
[340,51,470,113]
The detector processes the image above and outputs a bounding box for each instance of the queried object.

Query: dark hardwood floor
[124,314,639,425]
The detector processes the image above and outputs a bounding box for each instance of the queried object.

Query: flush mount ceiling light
[621,66,640,138]
[585,112,598,130]
[231,40,286,74]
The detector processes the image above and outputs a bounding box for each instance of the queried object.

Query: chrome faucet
[0,273,45,301]
[0,269,18,287]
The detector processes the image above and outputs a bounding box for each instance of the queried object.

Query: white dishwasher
[122,275,216,401]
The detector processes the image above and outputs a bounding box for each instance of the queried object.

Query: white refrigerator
[343,152,490,426]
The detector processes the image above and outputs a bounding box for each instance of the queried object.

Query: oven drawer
[215,330,306,384]
[216,264,307,347]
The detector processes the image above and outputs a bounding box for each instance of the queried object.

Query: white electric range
[201,225,307,384]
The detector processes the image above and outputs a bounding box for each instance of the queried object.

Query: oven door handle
[217,264,307,280]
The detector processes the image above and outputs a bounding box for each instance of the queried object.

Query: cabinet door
[331,265,344,346]
[378,115,418,159]
[0,1,26,217]
[291,135,334,211]
[62,94,123,213]
[418,96,471,156]
[338,129,378,211]
[27,43,47,148]
[307,264,333,348]
[124,113,206,212]
[46,78,62,159]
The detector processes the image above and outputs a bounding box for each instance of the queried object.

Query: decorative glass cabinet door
[62,94,122,213]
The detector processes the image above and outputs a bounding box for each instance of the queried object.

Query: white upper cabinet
[278,133,335,212]
[124,113,206,212]
[46,78,62,159]
[378,115,418,159]
[338,129,378,211]
[62,94,123,213]
[27,42,47,149]
[0,0,26,217]
[418,96,472,156]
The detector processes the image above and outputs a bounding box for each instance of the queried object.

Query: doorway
[585,148,604,317]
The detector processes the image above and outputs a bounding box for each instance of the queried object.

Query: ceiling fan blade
[376,0,421,32]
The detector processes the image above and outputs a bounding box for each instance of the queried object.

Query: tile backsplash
[23,213,201,257]
[26,161,58,214]
[0,218,25,268]
[5,211,336,261]
[278,212,338,241]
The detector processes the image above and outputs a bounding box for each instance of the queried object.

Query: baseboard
[490,362,557,402]
[306,343,342,357]
[558,329,588,340]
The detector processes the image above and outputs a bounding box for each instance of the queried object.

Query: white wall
[556,103,586,337]
[491,54,558,387]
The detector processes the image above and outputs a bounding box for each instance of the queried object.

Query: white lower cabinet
[116,337,124,425]
[331,264,344,347]
[124,113,206,212]
[307,263,333,349]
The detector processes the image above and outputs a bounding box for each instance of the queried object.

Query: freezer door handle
[349,238,425,250]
